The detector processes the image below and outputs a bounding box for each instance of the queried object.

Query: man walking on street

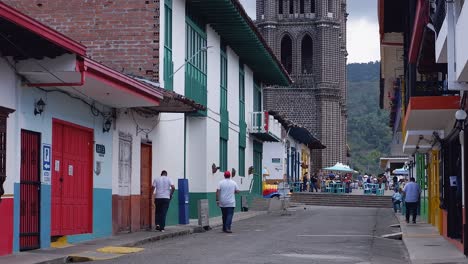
[216,171,240,233]
[153,170,175,232]
[310,173,319,192]
[403,177,421,224]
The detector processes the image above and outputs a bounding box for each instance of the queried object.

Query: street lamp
[169,46,213,79]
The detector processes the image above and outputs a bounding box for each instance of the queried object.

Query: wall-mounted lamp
[231,168,236,178]
[455,109,467,121]
[212,163,220,174]
[34,98,46,116]
[103,118,112,133]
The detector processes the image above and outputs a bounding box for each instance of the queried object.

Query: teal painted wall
[166,190,179,226]
[189,191,253,219]
[13,183,19,252]
[67,188,112,243]
[40,185,51,249]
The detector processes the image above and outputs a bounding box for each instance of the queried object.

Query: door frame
[51,118,94,235]
[19,129,41,251]
[140,142,152,230]
[117,132,132,232]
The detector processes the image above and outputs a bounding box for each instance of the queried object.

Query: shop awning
[133,78,206,113]
[186,0,291,86]
[402,96,459,153]
[269,111,325,149]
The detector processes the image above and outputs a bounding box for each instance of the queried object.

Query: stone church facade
[256,0,348,171]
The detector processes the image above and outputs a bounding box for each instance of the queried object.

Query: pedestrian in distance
[153,170,175,232]
[403,177,421,224]
[302,172,309,192]
[310,173,319,192]
[216,170,240,233]
[392,189,402,213]
[393,175,399,192]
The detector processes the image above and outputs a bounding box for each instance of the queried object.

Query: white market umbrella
[323,162,357,173]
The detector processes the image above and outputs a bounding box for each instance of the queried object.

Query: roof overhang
[408,0,429,64]
[186,0,291,86]
[18,55,163,108]
[402,96,459,153]
[380,156,410,169]
[268,111,325,149]
[0,2,86,58]
[380,33,404,111]
[133,78,207,113]
[289,127,326,149]
[378,0,405,40]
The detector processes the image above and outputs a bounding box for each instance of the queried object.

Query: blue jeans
[221,207,235,231]
[310,182,318,192]
[393,200,401,212]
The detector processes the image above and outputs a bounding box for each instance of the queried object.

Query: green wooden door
[252,142,263,196]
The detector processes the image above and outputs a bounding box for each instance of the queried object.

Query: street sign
[42,144,51,184]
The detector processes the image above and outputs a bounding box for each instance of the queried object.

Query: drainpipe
[26,60,86,87]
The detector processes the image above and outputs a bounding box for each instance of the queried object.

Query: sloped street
[92,206,409,264]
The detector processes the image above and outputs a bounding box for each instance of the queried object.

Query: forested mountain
[347,62,392,175]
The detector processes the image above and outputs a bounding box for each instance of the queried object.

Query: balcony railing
[248,112,281,142]
[413,81,458,96]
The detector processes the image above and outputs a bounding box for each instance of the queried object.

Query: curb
[34,211,267,264]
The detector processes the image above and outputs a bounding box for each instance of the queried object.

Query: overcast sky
[238,0,379,63]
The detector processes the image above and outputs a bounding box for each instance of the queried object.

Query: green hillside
[347,62,391,174]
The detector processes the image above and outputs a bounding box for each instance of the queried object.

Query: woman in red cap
[216,170,240,233]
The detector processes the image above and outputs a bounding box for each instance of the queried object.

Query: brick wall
[4,0,160,81]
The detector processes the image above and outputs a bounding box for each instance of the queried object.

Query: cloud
[347,0,378,21]
[347,18,380,63]
[239,0,256,19]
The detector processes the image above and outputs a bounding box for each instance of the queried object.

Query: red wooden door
[51,120,93,236]
[20,130,40,251]
[140,144,152,230]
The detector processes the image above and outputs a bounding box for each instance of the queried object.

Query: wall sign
[272,158,281,163]
[42,144,51,184]
[96,144,105,157]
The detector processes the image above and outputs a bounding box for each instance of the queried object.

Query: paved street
[91,206,409,264]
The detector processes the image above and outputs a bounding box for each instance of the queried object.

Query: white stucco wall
[263,142,284,180]
[456,3,468,81]
[156,0,264,194]
[19,86,113,190]
[0,58,19,195]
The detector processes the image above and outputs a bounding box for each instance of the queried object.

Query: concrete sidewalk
[0,211,266,264]
[396,213,468,264]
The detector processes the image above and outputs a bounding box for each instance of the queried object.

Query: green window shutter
[185,16,207,113]
[220,43,229,140]
[239,62,246,148]
[220,138,228,172]
[163,1,173,90]
[239,147,245,177]
[253,82,262,112]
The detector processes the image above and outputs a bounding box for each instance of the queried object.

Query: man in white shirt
[216,171,240,233]
[152,170,175,232]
